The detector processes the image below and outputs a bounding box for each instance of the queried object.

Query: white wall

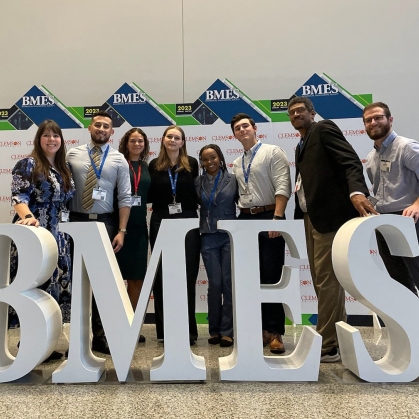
[1,0,418,136]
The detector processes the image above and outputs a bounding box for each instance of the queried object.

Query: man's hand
[402,203,419,223]
[268,231,281,239]
[350,195,379,217]
[112,232,125,253]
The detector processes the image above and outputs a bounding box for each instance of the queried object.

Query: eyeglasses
[363,115,386,125]
[287,106,307,116]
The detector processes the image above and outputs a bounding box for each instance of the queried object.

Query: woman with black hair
[195,144,238,347]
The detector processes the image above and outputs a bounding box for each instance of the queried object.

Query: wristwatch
[118,228,127,234]
[24,214,34,219]
[273,215,284,220]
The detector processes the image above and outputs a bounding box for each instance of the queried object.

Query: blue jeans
[201,232,233,338]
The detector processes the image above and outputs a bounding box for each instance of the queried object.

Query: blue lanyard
[88,145,109,181]
[168,166,179,198]
[242,142,262,186]
[201,170,222,208]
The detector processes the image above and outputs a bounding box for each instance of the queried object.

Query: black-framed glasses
[287,106,307,116]
[363,115,386,125]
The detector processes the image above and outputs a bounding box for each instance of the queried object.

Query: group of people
[9,98,419,364]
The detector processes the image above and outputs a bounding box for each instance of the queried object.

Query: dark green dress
[116,160,151,280]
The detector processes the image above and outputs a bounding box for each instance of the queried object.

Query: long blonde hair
[154,125,191,172]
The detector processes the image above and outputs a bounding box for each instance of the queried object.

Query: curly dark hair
[118,128,150,161]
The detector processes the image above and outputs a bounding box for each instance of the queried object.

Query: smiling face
[163,128,184,153]
[288,103,315,134]
[363,106,393,142]
[201,147,221,176]
[127,132,145,160]
[40,129,61,159]
[88,115,114,145]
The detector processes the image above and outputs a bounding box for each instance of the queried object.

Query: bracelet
[273,215,284,220]
[118,228,127,234]
[24,214,34,219]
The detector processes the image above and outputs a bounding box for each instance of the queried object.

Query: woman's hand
[16,217,40,227]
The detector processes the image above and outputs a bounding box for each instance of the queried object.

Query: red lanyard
[128,161,142,195]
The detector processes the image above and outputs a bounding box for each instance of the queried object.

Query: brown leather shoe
[262,330,271,346]
[270,333,285,354]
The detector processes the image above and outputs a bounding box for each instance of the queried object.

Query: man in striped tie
[66,110,131,354]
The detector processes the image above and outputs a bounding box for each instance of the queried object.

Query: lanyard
[242,142,262,186]
[168,166,179,201]
[88,145,109,181]
[201,170,222,208]
[128,160,142,195]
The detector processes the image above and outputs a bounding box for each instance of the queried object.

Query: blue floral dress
[9,157,75,324]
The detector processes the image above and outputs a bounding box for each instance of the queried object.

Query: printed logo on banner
[278,132,300,139]
[300,280,312,287]
[186,136,206,142]
[0,169,13,175]
[0,141,21,147]
[301,83,339,97]
[148,137,163,143]
[342,129,366,136]
[294,73,364,119]
[370,249,379,256]
[65,139,80,146]
[11,154,30,160]
[299,264,310,271]
[16,86,82,129]
[0,196,11,203]
[112,92,146,105]
[346,295,357,303]
[288,161,296,167]
[197,279,208,286]
[107,83,173,127]
[301,295,318,302]
[199,79,270,124]
[211,134,235,141]
[148,151,157,158]
[225,148,244,155]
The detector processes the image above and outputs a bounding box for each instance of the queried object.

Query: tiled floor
[1,324,418,419]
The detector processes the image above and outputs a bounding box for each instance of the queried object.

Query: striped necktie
[82,146,101,211]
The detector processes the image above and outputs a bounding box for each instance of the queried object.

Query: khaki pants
[304,214,346,354]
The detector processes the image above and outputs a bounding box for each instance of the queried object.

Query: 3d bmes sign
[0,216,418,384]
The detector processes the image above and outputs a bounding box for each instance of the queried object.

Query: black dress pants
[149,210,200,340]
[238,210,286,335]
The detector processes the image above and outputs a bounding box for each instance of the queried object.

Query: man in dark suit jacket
[288,97,377,362]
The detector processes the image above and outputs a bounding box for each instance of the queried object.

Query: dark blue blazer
[195,171,238,234]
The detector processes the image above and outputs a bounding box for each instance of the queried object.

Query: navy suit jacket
[294,120,369,234]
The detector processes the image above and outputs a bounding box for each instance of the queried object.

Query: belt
[240,204,276,215]
[70,211,113,221]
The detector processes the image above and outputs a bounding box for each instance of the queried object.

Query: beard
[91,133,110,145]
[366,120,392,140]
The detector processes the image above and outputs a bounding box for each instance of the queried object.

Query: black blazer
[294,120,369,234]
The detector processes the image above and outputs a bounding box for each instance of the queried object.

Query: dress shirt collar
[374,131,397,152]
[244,140,261,156]
[88,141,109,152]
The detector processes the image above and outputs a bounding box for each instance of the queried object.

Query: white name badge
[92,188,107,201]
[168,203,182,215]
[60,209,70,222]
[380,160,391,172]
[132,196,141,206]
[241,193,253,204]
